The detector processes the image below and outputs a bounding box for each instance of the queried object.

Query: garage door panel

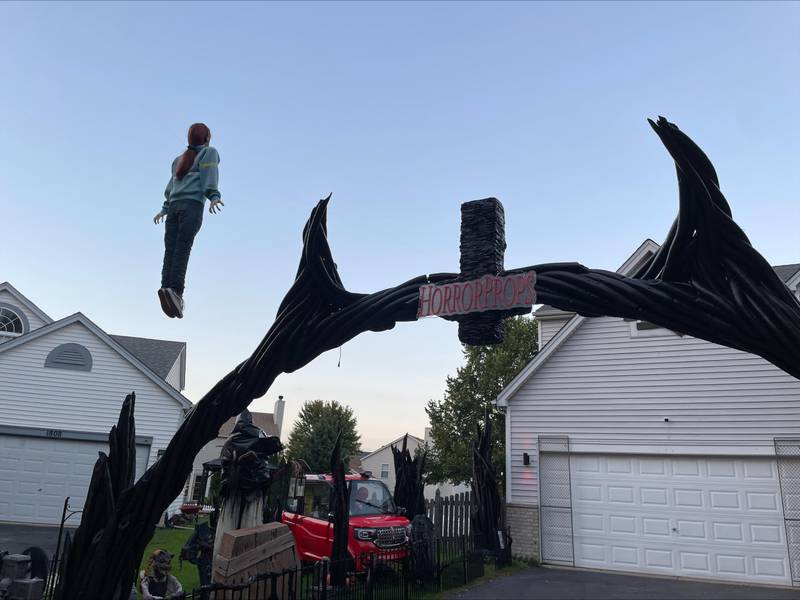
[574,484,782,518]
[563,454,792,586]
[0,434,150,525]
[575,510,787,546]
[577,536,790,583]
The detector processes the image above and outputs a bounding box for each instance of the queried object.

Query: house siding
[507,315,800,507]
[165,351,182,390]
[0,290,48,332]
[0,322,187,514]
[362,446,400,492]
[538,316,572,347]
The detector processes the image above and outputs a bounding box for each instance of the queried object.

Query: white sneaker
[166,289,184,319]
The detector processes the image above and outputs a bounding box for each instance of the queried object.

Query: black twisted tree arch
[56,117,800,598]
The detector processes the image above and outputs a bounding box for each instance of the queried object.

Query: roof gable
[0,312,192,410]
[0,282,53,326]
[361,434,425,461]
[774,264,800,284]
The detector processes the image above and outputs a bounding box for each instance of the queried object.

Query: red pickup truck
[282,473,410,571]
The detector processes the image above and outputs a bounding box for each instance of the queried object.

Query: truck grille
[375,526,407,548]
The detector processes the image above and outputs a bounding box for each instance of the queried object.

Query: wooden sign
[418,271,537,318]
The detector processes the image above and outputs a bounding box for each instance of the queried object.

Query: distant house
[359,432,469,502]
[360,434,424,493]
[185,399,285,503]
[497,241,800,587]
[0,282,191,525]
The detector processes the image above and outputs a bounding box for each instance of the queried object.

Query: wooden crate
[213,522,300,599]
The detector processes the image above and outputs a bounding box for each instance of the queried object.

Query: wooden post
[448,495,455,539]
[434,489,443,540]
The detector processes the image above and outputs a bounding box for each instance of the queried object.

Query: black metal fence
[43,496,81,598]
[183,536,483,600]
[42,500,485,600]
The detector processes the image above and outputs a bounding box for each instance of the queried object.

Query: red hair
[175,123,211,180]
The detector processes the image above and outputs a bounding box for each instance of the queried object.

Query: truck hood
[349,514,410,528]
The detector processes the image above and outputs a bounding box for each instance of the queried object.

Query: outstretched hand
[153,211,166,224]
[210,199,224,214]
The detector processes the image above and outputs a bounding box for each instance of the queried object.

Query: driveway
[449,567,800,599]
[0,523,73,559]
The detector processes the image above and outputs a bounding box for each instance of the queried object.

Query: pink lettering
[504,278,515,304]
[453,283,464,313]
[431,287,443,315]
[494,276,503,308]
[443,285,454,315]
[462,282,473,310]
[418,284,433,318]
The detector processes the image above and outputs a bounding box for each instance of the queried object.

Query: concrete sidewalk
[448,566,800,599]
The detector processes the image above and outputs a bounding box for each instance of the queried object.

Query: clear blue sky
[2,1,798,450]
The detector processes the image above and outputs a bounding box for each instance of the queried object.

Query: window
[626,319,681,339]
[0,305,26,341]
[45,343,93,372]
[380,463,390,479]
[350,480,396,516]
[303,482,331,520]
[191,475,206,502]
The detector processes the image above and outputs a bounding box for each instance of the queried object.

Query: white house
[0,282,191,525]
[360,434,425,494]
[185,400,285,503]
[497,242,800,588]
[359,432,470,501]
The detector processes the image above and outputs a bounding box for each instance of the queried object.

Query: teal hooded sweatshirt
[161,145,221,212]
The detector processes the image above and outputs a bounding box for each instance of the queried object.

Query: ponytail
[175,123,211,180]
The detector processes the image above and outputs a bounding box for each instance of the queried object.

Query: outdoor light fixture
[523,452,530,466]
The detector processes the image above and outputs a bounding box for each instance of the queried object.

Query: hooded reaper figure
[212,409,282,567]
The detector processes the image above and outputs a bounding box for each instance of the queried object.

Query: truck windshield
[349,480,397,516]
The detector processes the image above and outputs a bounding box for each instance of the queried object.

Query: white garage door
[0,434,150,525]
[566,454,792,585]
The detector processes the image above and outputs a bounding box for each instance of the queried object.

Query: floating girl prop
[154,122,224,318]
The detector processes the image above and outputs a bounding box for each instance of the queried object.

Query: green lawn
[137,523,203,596]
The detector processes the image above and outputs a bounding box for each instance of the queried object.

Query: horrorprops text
[417,271,537,318]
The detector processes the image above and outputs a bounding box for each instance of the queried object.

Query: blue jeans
[161,200,203,295]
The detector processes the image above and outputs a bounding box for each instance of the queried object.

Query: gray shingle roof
[110,334,185,380]
[774,264,800,283]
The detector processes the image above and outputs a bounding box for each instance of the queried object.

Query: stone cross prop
[417,197,537,345]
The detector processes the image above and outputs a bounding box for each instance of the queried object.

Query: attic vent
[45,343,93,372]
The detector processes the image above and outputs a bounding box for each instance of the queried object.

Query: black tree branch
[59,118,800,598]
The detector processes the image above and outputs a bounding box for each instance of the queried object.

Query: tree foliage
[285,400,361,473]
[425,316,538,487]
